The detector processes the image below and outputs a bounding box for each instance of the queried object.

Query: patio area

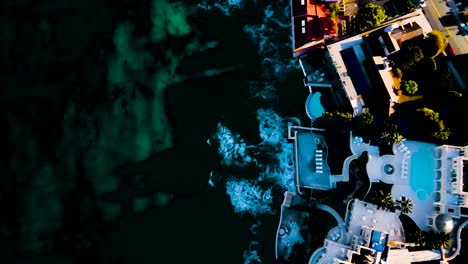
[336,133,439,231]
[276,192,309,261]
[361,138,437,232]
[295,129,331,190]
[346,200,405,243]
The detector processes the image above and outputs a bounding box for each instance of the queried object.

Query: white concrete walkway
[335,133,438,231]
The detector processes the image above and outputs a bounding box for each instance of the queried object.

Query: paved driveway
[422,0,468,55]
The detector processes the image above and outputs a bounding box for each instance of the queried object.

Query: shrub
[433,129,451,141]
[449,90,463,98]
[416,107,439,120]
[357,111,374,127]
[381,123,404,145]
[315,111,354,130]
[415,108,451,141]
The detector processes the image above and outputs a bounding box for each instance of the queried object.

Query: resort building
[285,121,468,261]
[308,199,443,264]
[432,144,468,220]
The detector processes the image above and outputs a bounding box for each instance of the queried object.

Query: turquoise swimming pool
[306,92,325,120]
[410,148,435,200]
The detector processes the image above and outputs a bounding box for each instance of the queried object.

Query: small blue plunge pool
[306,92,325,120]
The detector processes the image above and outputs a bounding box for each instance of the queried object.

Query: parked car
[419,0,427,8]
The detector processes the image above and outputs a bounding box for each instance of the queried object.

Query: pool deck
[345,133,438,231]
[289,126,331,191]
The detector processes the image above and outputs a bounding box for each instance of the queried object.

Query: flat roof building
[325,35,369,116]
[321,10,433,117]
[308,200,433,264]
[431,145,468,222]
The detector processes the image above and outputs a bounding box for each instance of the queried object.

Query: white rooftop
[346,200,405,244]
[327,35,365,101]
[385,248,441,264]
[398,9,433,35]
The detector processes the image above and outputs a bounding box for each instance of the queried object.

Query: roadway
[422,0,468,55]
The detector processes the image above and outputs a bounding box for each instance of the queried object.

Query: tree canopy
[415,108,451,141]
[417,57,437,73]
[380,123,403,146]
[401,80,418,95]
[423,30,448,58]
[413,230,451,249]
[353,4,387,33]
[395,0,417,14]
[398,45,424,72]
[328,3,340,18]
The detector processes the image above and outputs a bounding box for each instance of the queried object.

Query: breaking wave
[203,1,302,263]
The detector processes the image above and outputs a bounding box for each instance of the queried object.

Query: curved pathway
[316,203,346,244]
[308,247,326,264]
[316,203,345,226]
[446,219,468,261]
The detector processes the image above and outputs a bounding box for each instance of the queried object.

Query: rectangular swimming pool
[410,147,435,201]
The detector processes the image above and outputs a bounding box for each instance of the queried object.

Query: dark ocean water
[2,0,309,263]
[102,1,310,262]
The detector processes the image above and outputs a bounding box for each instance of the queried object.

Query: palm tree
[352,253,374,264]
[363,253,374,264]
[396,196,414,214]
[433,233,452,249]
[414,230,427,247]
[374,190,395,212]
